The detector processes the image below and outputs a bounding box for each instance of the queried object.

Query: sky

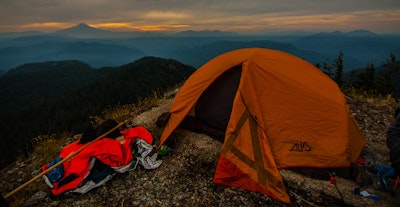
[0,0,399,34]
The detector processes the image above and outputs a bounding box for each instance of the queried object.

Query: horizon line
[1,23,400,35]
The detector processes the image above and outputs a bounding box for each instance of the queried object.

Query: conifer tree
[333,51,344,88]
[350,62,375,92]
[376,54,399,95]
[323,51,344,88]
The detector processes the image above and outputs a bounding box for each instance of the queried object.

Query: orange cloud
[92,22,190,32]
[20,22,74,31]
[91,23,138,31]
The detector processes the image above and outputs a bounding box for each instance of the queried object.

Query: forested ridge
[0,60,110,114]
[0,57,195,169]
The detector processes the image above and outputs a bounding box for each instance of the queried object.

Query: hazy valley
[1,23,399,74]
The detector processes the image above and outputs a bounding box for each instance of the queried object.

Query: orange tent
[157,48,367,204]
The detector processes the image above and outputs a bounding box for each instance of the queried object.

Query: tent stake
[3,119,128,199]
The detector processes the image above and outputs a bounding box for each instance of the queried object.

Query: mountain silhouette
[53,23,114,38]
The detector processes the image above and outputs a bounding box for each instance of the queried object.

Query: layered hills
[1,23,399,73]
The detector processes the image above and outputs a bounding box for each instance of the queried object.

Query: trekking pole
[3,119,129,199]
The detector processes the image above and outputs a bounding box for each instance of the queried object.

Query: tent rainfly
[157,48,367,204]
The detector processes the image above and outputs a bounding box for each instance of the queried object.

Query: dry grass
[89,91,167,125]
[345,87,400,109]
[30,133,70,162]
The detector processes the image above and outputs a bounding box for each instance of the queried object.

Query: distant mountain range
[1,23,399,73]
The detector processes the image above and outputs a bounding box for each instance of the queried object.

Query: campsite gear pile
[41,120,163,195]
[356,146,399,195]
[157,48,367,204]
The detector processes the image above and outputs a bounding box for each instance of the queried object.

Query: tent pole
[3,119,129,200]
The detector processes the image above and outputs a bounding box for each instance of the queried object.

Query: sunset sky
[0,0,399,34]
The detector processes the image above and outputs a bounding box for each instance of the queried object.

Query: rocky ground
[1,95,400,207]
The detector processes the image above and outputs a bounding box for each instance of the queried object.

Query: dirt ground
[1,95,400,207]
